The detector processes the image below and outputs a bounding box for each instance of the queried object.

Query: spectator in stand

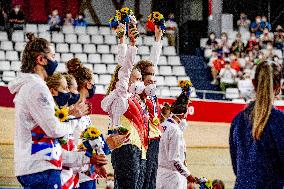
[237,12,251,33]
[63,12,74,26]
[274,25,284,50]
[212,179,225,189]
[206,32,218,49]
[229,53,241,73]
[211,52,225,85]
[246,33,259,52]
[9,4,25,30]
[238,72,254,101]
[105,173,114,189]
[165,13,178,46]
[219,32,231,54]
[136,14,146,34]
[254,51,265,64]
[231,33,245,58]
[260,16,272,31]
[74,13,87,27]
[250,16,263,37]
[263,42,274,60]
[48,9,61,31]
[208,49,218,67]
[259,27,273,48]
[0,5,7,31]
[219,61,237,91]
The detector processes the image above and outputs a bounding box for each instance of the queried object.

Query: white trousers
[156,167,187,189]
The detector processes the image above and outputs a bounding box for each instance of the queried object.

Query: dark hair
[21,33,50,73]
[160,102,171,123]
[171,91,189,114]
[134,60,154,80]
[66,58,93,90]
[212,179,225,189]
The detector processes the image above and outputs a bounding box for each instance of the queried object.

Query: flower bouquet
[146,11,166,33]
[55,106,69,145]
[178,80,193,97]
[196,177,212,189]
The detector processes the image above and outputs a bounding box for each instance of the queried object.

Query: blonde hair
[61,72,76,88]
[106,65,121,95]
[46,72,64,91]
[252,61,282,140]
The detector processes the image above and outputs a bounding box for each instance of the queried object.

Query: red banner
[2,86,284,123]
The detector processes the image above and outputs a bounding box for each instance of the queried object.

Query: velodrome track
[0,107,235,188]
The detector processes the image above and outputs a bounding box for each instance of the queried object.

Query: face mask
[262,18,267,22]
[179,119,188,131]
[14,8,20,12]
[256,19,261,23]
[129,81,145,95]
[106,180,114,188]
[54,92,70,107]
[87,84,96,99]
[44,59,58,76]
[68,93,80,106]
[144,84,157,96]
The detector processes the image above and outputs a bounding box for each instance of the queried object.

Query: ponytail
[252,61,282,140]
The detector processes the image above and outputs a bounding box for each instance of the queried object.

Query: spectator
[238,72,254,101]
[0,5,7,31]
[260,16,272,31]
[136,14,146,34]
[259,27,273,48]
[250,16,263,37]
[74,13,87,27]
[219,32,231,54]
[212,179,225,189]
[9,4,25,30]
[206,32,218,50]
[63,12,73,26]
[237,12,251,33]
[48,9,61,31]
[211,53,225,85]
[246,33,259,52]
[165,13,177,46]
[262,42,274,60]
[105,173,114,189]
[219,61,237,91]
[231,33,245,57]
[274,25,284,50]
[229,53,241,73]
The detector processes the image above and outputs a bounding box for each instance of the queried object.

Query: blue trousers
[79,180,96,189]
[17,169,61,189]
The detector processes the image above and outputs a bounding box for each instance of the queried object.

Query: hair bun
[26,32,36,42]
[66,58,83,74]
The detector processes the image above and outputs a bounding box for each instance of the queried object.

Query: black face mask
[86,84,96,99]
[68,93,80,106]
[54,92,70,107]
[44,59,58,76]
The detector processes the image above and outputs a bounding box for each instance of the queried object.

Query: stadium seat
[138,46,150,55]
[75,53,88,63]
[99,27,111,35]
[56,63,66,72]
[160,87,171,97]
[38,32,51,42]
[1,41,13,51]
[110,45,118,54]
[173,66,186,76]
[135,55,141,62]
[52,33,64,43]
[97,45,110,54]
[61,53,74,62]
[99,74,112,85]
[168,56,181,65]
[163,46,176,56]
[228,31,237,40]
[178,76,190,81]
[0,50,4,60]
[85,64,93,71]
[91,35,104,44]
[190,87,197,98]
[200,38,208,48]
[65,34,77,43]
[162,37,169,47]
[14,42,26,52]
[25,24,38,33]
[87,26,99,35]
[104,35,117,45]
[273,49,283,58]
[156,76,165,86]
[96,85,105,94]
[0,61,10,71]
[93,64,106,74]
[55,53,60,62]
[136,37,143,46]
[38,24,50,33]
[12,31,25,42]
[159,56,167,65]
[141,55,150,60]
[62,25,74,34]
[169,87,182,97]
[159,66,172,75]
[74,26,86,34]
[225,88,240,99]
[84,44,96,54]
[6,51,19,61]
[232,99,246,103]
[143,36,155,46]
[56,43,69,53]
[102,54,114,64]
[0,32,8,41]
[88,54,101,64]
[166,76,178,86]
[78,35,91,44]
[93,74,99,82]
[70,44,82,53]
[2,71,16,82]
[107,64,117,74]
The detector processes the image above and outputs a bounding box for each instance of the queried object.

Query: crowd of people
[205,12,284,101]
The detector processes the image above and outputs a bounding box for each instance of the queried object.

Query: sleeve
[149,41,162,72]
[229,115,239,175]
[168,129,191,178]
[26,83,74,138]
[62,150,90,168]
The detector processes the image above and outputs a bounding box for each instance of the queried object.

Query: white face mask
[106,180,114,189]
[144,84,157,96]
[129,81,145,95]
[179,119,188,131]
